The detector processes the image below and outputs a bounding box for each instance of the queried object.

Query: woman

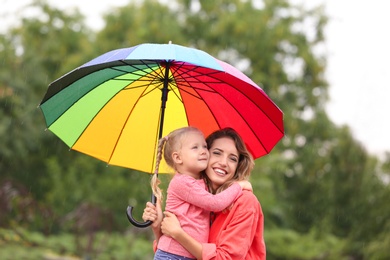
[143,128,266,259]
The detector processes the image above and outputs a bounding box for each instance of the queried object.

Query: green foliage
[363,220,390,259]
[0,227,154,259]
[95,0,186,53]
[265,227,346,259]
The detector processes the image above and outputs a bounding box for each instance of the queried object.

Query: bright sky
[322,0,390,157]
[2,0,389,157]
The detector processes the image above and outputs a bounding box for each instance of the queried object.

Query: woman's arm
[161,211,203,260]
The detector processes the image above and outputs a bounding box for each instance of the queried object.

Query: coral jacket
[202,190,266,259]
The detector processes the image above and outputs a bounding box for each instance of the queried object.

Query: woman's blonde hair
[151,126,204,202]
[203,127,254,194]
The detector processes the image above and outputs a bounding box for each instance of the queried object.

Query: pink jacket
[158,173,242,258]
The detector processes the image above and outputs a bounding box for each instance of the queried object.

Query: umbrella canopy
[40,43,284,227]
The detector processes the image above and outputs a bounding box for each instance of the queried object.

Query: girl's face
[205,137,239,191]
[174,131,209,179]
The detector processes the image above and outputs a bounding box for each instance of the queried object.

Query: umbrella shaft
[158,62,171,139]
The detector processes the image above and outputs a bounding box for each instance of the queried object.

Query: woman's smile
[206,137,239,190]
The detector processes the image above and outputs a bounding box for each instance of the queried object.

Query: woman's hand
[161,211,183,240]
[237,180,252,191]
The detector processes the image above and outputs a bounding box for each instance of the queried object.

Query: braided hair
[150,127,204,202]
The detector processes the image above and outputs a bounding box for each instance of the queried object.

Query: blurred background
[1,0,389,259]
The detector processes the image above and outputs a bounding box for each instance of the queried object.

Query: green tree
[95,0,186,53]
[0,0,92,195]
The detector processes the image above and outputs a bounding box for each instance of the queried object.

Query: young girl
[150,126,250,260]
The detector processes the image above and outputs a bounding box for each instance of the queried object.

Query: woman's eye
[230,157,238,162]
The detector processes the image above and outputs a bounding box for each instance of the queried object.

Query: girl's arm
[161,211,203,260]
[172,176,246,212]
[142,199,163,244]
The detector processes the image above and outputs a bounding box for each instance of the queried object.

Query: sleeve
[170,176,242,212]
[201,243,217,260]
[202,196,264,260]
[153,240,157,253]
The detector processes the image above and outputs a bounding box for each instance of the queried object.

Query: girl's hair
[203,127,255,194]
[151,126,204,202]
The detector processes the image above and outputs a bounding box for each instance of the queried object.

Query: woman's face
[205,137,239,191]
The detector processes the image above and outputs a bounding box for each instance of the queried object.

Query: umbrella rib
[116,61,282,153]
[106,60,168,170]
[161,64,210,103]
[120,60,281,156]
[173,65,221,84]
[172,66,221,97]
[175,65,278,154]
[165,63,223,130]
[171,64,220,94]
[110,61,168,97]
[114,60,166,82]
[105,80,158,169]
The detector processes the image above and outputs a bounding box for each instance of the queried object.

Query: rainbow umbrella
[39,43,284,227]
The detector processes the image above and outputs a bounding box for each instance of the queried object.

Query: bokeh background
[1,0,389,259]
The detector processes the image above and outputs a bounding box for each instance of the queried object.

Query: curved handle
[126,206,152,228]
[126,194,156,228]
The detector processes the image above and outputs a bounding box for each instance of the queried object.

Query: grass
[0,228,154,260]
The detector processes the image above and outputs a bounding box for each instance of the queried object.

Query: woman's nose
[218,156,228,166]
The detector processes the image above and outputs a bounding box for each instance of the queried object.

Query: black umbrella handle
[126,194,157,228]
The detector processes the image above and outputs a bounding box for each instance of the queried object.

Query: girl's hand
[161,211,183,240]
[237,180,252,191]
[142,199,163,232]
